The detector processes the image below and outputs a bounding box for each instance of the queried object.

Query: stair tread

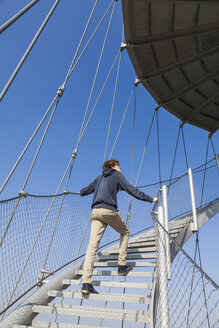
[48,290,151,303]
[128,241,156,248]
[75,269,155,277]
[110,247,156,254]
[33,304,150,323]
[63,279,153,289]
[15,322,109,328]
[93,261,156,267]
[99,254,156,260]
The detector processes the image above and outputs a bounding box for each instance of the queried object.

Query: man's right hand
[153,197,158,203]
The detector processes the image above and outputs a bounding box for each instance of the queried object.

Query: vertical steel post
[162,185,171,280]
[188,168,198,232]
[157,206,170,328]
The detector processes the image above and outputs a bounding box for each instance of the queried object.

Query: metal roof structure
[122,0,219,134]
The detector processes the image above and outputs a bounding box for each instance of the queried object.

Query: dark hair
[102,159,119,171]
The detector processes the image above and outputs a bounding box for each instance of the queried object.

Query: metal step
[93,261,156,267]
[99,253,156,261]
[14,322,109,328]
[75,269,155,277]
[109,246,156,254]
[169,227,185,233]
[63,279,153,289]
[48,290,151,304]
[32,304,150,323]
[135,232,178,241]
[14,323,108,328]
[128,241,156,248]
[130,236,156,243]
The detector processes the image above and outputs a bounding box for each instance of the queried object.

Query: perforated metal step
[99,253,156,260]
[110,246,156,254]
[48,290,151,304]
[93,261,156,267]
[14,323,108,328]
[32,304,150,323]
[75,269,155,277]
[63,279,153,289]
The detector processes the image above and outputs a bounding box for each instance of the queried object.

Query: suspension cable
[0,0,61,102]
[22,99,60,191]
[65,49,121,191]
[186,234,201,328]
[62,0,99,87]
[135,110,156,187]
[130,87,137,187]
[0,98,60,248]
[7,46,121,303]
[66,1,116,83]
[0,0,40,34]
[126,86,137,225]
[78,2,116,145]
[103,32,123,162]
[156,108,162,188]
[200,136,210,207]
[126,108,156,216]
[39,3,117,271]
[168,124,181,188]
[0,156,74,313]
[0,95,58,194]
[0,0,110,194]
[196,237,211,328]
[210,136,217,157]
[109,85,135,158]
[194,135,211,327]
[81,51,120,143]
[70,5,115,78]
[181,125,189,170]
[0,0,113,243]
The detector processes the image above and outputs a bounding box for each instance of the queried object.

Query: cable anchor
[135,78,140,86]
[155,103,161,111]
[180,120,185,128]
[19,190,27,198]
[57,84,65,97]
[120,42,127,51]
[37,269,54,288]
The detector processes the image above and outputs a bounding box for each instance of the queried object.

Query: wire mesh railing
[162,158,218,222]
[0,188,154,316]
[153,213,219,328]
[0,157,218,318]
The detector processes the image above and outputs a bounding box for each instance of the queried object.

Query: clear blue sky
[0,0,218,283]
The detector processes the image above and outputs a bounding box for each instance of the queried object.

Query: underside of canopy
[122,0,219,134]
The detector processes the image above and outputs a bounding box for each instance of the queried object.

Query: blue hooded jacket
[80,168,153,211]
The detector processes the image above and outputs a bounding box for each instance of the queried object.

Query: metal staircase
[11,215,192,328]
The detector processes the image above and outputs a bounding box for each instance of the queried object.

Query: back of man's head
[102,159,119,171]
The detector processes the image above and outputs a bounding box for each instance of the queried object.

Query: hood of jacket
[102,168,116,177]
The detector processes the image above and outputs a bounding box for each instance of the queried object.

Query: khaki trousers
[82,208,129,284]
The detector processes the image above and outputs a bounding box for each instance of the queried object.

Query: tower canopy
[122,0,219,134]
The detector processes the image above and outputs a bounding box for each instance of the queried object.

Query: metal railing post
[157,206,170,328]
[187,168,198,232]
[162,185,171,280]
